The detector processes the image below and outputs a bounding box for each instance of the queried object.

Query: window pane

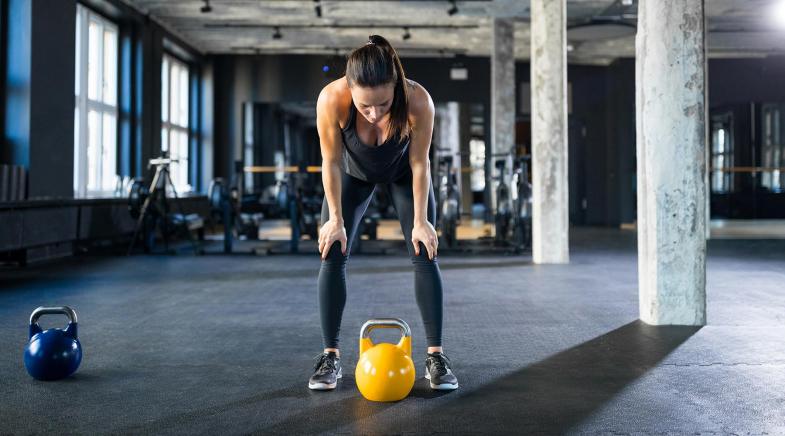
[717,128,725,153]
[74,107,80,194]
[170,62,178,127]
[180,130,188,160]
[175,131,189,191]
[87,110,101,191]
[103,28,117,106]
[716,173,725,192]
[469,138,486,192]
[162,57,169,122]
[161,127,169,152]
[75,8,82,97]
[88,20,100,101]
[170,129,179,160]
[169,130,180,189]
[102,113,117,191]
[179,67,188,127]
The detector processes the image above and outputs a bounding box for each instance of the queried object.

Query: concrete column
[636,0,707,325]
[490,18,515,214]
[531,0,569,264]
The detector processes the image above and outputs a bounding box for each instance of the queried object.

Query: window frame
[74,4,119,198]
[760,103,784,193]
[161,51,191,193]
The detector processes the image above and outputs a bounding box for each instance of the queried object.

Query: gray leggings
[318,171,444,349]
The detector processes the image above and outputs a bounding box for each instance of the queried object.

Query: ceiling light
[774,0,785,29]
[314,0,322,18]
[447,0,458,16]
[200,0,211,13]
[402,27,411,41]
[272,26,282,40]
[621,0,633,6]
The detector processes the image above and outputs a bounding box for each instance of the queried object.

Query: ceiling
[120,0,785,65]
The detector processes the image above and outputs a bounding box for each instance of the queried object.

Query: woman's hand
[411,220,438,260]
[318,219,347,260]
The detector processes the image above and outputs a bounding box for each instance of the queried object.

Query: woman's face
[350,83,395,125]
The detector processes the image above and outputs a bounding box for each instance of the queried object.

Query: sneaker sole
[308,368,342,390]
[424,372,459,390]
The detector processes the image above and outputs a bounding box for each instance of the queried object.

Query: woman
[308,35,458,391]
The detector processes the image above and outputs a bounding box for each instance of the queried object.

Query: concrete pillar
[531,0,569,264]
[636,0,707,325]
[490,18,515,214]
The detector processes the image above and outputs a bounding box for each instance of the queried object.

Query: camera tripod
[126,154,200,255]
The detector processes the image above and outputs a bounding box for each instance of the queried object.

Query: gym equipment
[437,155,461,248]
[24,306,82,381]
[511,157,533,251]
[207,162,267,254]
[494,158,512,243]
[355,318,415,402]
[127,153,202,255]
[289,163,323,248]
[208,177,234,253]
[294,183,321,241]
[128,179,149,219]
[245,163,324,254]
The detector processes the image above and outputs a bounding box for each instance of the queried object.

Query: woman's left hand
[411,220,438,260]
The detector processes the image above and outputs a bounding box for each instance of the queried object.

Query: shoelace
[427,353,451,376]
[313,353,338,374]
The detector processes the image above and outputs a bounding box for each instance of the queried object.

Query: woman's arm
[407,82,437,259]
[316,84,348,258]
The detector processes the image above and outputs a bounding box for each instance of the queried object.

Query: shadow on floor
[394,320,701,434]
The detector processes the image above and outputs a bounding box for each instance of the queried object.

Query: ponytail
[346,35,410,141]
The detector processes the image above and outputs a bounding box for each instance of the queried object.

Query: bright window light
[773,0,785,29]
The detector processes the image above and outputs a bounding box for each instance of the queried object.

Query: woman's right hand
[318,219,348,260]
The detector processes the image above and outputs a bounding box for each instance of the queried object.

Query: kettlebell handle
[360,318,411,339]
[29,306,78,326]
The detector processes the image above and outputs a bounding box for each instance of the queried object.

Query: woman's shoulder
[318,77,351,107]
[317,77,352,126]
[405,79,434,118]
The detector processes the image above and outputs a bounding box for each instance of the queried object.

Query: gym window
[710,113,734,194]
[161,53,190,193]
[74,4,118,198]
[761,104,784,193]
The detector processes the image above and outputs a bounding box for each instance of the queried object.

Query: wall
[4,0,76,199]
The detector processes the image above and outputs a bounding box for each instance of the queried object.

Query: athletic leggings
[318,170,444,349]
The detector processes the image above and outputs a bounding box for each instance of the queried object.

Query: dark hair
[346,35,410,141]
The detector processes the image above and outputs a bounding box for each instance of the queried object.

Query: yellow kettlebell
[355,318,415,402]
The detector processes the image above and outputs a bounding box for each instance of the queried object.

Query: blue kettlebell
[24,306,82,381]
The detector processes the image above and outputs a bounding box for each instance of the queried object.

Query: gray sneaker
[425,352,459,390]
[308,352,342,390]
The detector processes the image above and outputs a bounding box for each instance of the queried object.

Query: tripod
[127,154,200,255]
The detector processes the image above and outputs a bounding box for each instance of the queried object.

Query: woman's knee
[410,250,438,270]
[321,242,349,267]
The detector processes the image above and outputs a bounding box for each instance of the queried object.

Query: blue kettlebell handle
[28,306,79,339]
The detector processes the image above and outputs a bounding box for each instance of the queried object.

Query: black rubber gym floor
[1,228,784,435]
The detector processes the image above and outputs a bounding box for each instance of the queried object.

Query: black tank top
[341,102,410,184]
